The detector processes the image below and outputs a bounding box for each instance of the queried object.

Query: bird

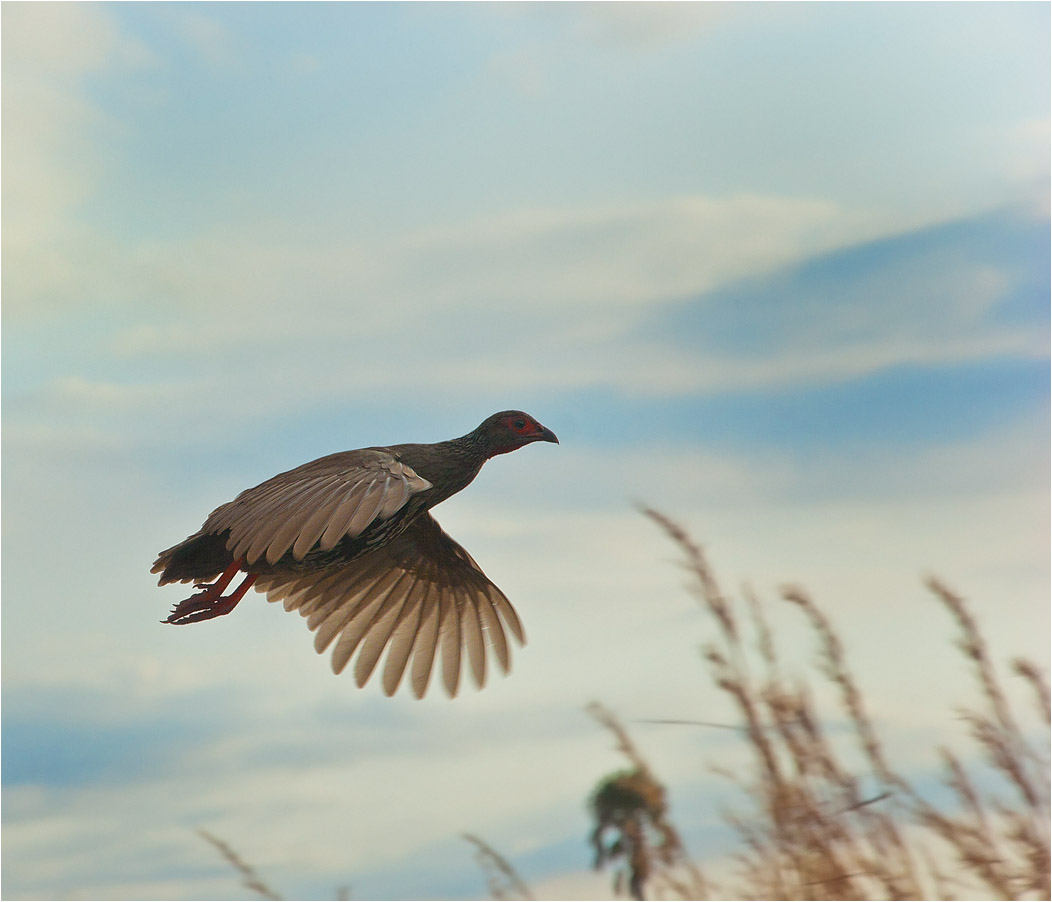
[152,410,558,699]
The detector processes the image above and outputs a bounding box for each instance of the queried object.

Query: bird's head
[474,410,559,457]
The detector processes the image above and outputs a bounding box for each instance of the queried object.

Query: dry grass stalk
[927,579,1043,807]
[638,508,1048,901]
[196,829,284,901]
[462,833,534,901]
[907,579,1051,900]
[781,586,902,793]
[641,509,917,898]
[638,506,741,651]
[1012,659,1051,726]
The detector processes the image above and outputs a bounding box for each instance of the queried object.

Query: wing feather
[377,475,410,518]
[409,591,441,699]
[344,479,387,537]
[266,478,367,564]
[353,589,409,689]
[290,490,356,561]
[257,512,525,698]
[201,451,428,566]
[301,568,369,624]
[331,569,413,675]
[476,590,510,674]
[381,576,428,696]
[439,588,462,698]
[230,476,346,563]
[459,585,488,690]
[328,592,390,674]
[490,589,526,645]
[227,475,342,547]
[210,478,299,532]
[318,482,371,550]
[300,568,367,626]
[315,566,404,654]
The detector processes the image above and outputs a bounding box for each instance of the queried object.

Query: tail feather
[153,530,233,584]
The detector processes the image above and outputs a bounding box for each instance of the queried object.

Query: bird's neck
[396,436,490,505]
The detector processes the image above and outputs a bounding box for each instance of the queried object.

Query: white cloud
[378,194,855,308]
[14,178,1038,420]
[612,329,1048,397]
[165,8,238,69]
[49,375,186,411]
[475,2,732,98]
[1,4,152,317]
[989,115,1052,200]
[26,192,923,415]
[1,3,150,78]
[7,192,857,323]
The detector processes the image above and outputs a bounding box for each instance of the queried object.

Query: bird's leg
[193,559,242,595]
[164,559,257,625]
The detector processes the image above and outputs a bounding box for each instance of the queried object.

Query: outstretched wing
[254,513,526,699]
[201,450,433,567]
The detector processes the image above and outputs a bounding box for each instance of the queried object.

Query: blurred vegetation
[586,701,708,901]
[576,508,1049,900]
[196,829,285,901]
[463,833,535,901]
[199,507,1049,901]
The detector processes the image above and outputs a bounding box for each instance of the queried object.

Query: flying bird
[153,411,558,698]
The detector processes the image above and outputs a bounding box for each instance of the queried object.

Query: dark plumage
[153,411,558,698]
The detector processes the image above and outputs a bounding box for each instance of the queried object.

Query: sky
[2,2,1049,899]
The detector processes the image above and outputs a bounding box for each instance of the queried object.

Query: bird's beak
[538,424,559,444]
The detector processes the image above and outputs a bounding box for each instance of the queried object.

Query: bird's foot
[163,561,256,625]
[165,588,239,624]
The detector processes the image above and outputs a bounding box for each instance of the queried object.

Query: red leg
[164,560,256,625]
[193,560,241,594]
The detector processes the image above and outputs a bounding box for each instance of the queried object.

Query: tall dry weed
[588,507,1049,901]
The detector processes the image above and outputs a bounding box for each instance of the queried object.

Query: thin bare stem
[197,829,283,901]
[462,834,534,901]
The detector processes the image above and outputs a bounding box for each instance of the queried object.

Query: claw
[163,560,256,626]
[165,590,245,625]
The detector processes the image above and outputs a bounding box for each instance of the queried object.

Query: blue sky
[2,3,1049,899]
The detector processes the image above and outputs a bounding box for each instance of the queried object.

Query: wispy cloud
[164,7,239,69]
[1,4,152,319]
[5,192,854,320]
[4,201,1044,469]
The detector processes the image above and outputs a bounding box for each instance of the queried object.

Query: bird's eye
[513,418,527,430]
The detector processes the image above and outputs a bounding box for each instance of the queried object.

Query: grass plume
[594,506,1052,901]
